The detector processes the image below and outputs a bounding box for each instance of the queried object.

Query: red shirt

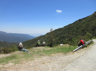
[80,40,84,45]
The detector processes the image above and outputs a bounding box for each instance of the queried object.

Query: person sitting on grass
[37,40,41,46]
[42,41,46,46]
[78,39,85,47]
[18,42,28,52]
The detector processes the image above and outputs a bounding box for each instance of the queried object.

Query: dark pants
[78,43,83,47]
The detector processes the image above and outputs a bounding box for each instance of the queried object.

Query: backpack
[83,40,86,44]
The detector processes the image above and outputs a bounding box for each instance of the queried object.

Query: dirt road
[0,40,95,71]
[61,39,96,71]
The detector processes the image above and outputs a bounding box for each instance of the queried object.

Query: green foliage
[23,35,46,48]
[84,32,92,40]
[0,54,19,64]
[1,12,96,54]
[42,46,77,55]
[0,41,17,48]
[23,11,96,48]
[46,28,55,47]
[0,44,18,54]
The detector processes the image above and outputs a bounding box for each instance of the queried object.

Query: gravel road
[61,39,96,71]
[0,39,95,71]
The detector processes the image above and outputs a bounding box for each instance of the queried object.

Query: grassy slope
[0,45,77,65]
[0,40,93,65]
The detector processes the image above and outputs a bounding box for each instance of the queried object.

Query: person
[35,40,41,47]
[18,42,28,52]
[18,42,23,50]
[37,40,41,46]
[42,41,46,46]
[78,39,85,47]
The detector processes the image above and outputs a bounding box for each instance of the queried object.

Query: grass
[0,40,94,65]
[0,45,77,65]
[0,54,19,64]
[43,46,77,55]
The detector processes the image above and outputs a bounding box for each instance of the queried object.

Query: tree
[85,32,92,40]
[47,28,55,47]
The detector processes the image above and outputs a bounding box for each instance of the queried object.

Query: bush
[0,45,18,54]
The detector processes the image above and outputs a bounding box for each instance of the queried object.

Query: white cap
[19,42,23,46]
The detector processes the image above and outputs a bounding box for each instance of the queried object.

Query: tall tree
[47,28,55,47]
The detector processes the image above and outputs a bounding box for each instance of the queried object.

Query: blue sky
[0,0,96,36]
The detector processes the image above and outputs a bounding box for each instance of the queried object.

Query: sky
[0,0,96,37]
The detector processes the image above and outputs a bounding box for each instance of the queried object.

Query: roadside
[61,39,96,71]
[0,42,92,71]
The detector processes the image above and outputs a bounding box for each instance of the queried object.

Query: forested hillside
[0,41,17,48]
[23,11,96,48]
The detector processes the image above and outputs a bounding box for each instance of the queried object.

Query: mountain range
[23,11,96,48]
[0,31,35,43]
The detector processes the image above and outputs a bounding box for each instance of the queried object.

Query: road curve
[61,39,96,71]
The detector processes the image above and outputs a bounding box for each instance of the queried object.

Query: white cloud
[56,10,62,13]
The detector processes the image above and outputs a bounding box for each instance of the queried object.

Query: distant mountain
[0,31,35,42]
[23,11,96,47]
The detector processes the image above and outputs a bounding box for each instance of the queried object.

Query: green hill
[0,41,18,48]
[23,11,96,48]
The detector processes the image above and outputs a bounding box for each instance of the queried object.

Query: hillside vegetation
[0,41,17,48]
[0,11,95,54]
[0,41,18,54]
[23,11,96,48]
